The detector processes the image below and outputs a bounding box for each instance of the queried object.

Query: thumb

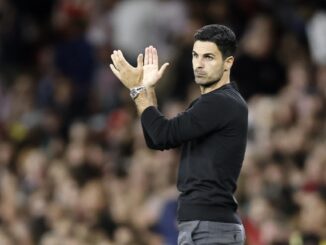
[158,63,169,78]
[137,53,143,68]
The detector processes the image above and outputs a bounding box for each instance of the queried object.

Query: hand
[110,50,143,89]
[142,46,169,88]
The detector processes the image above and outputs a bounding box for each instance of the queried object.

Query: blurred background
[0,0,325,244]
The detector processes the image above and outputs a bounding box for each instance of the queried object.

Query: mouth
[195,72,206,77]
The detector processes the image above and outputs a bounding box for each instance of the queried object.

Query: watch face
[130,89,138,99]
[130,86,145,99]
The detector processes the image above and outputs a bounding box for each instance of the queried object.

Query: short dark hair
[194,24,237,59]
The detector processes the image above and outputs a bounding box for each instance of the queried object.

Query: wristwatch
[130,86,146,100]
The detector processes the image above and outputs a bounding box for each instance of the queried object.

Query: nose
[193,57,204,69]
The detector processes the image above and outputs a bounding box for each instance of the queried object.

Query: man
[110,24,247,245]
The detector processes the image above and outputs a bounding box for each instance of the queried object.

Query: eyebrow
[192,51,215,57]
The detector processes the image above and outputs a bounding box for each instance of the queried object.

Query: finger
[109,64,121,80]
[145,47,149,65]
[117,50,133,69]
[137,53,143,68]
[158,63,169,78]
[111,50,127,71]
[153,47,158,66]
[149,46,153,64]
[111,51,121,70]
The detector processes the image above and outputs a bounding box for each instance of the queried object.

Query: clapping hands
[110,46,169,89]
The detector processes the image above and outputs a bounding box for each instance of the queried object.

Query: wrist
[130,86,146,100]
[145,85,155,91]
[142,79,157,89]
[134,90,155,115]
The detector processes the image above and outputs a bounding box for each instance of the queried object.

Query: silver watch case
[130,86,146,100]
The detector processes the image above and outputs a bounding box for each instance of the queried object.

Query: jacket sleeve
[141,121,164,150]
[140,93,233,150]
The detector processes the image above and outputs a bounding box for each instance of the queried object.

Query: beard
[194,63,225,86]
[194,71,224,88]
[197,78,221,87]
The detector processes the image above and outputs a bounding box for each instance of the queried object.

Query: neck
[200,72,230,94]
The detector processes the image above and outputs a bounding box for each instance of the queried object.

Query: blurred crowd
[0,0,325,244]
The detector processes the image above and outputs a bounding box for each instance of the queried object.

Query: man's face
[192,41,225,86]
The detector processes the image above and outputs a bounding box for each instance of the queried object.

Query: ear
[224,56,234,71]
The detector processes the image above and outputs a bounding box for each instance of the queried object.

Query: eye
[192,53,198,58]
[205,56,214,61]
